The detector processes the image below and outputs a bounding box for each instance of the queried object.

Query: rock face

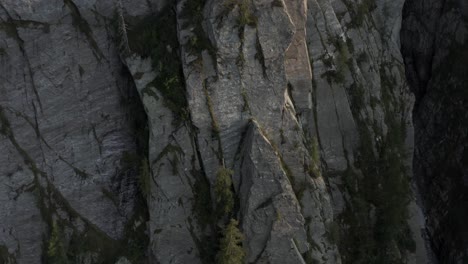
[303,0,430,263]
[237,121,309,263]
[0,0,463,263]
[401,0,468,263]
[0,0,154,263]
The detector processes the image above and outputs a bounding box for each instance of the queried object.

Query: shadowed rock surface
[402,0,468,263]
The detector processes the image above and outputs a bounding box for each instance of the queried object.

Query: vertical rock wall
[402,0,468,263]
[302,0,430,263]
[3,0,463,263]
[0,1,157,263]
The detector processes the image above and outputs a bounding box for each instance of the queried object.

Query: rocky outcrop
[401,0,468,263]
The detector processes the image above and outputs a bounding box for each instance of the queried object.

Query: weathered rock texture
[303,0,430,263]
[0,0,155,263]
[0,0,463,263]
[401,0,468,263]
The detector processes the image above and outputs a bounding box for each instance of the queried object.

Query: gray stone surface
[237,121,308,263]
[2,0,463,263]
[0,0,156,262]
[125,33,209,261]
[304,0,430,262]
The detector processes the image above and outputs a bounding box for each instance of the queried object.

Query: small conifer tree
[216,219,245,264]
[214,168,234,217]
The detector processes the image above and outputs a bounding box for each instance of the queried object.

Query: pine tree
[214,167,234,217]
[216,219,245,264]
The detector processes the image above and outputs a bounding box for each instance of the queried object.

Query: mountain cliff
[0,0,465,263]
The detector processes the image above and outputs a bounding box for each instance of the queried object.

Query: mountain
[0,0,466,263]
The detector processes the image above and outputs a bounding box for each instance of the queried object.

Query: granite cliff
[0,0,465,263]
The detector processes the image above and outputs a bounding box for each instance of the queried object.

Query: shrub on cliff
[214,167,235,217]
[216,219,245,264]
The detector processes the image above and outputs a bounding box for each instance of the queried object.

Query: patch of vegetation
[203,82,225,162]
[214,168,235,218]
[337,63,415,263]
[192,163,244,264]
[216,219,245,264]
[331,35,349,68]
[238,0,257,27]
[192,169,214,229]
[223,0,257,28]
[339,125,413,263]
[46,221,68,263]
